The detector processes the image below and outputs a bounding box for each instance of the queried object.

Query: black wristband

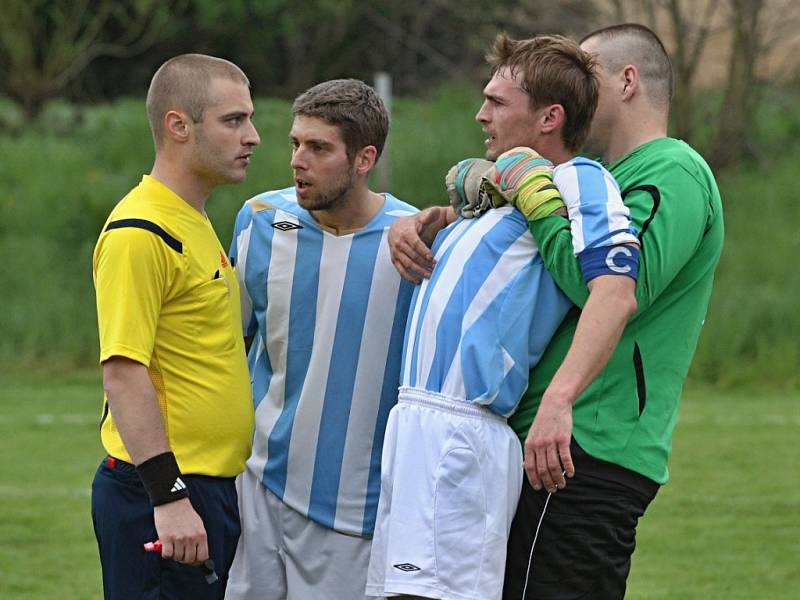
[136,451,189,506]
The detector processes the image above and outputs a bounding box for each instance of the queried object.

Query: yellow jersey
[93,175,253,477]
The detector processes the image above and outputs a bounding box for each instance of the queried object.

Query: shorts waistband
[104,455,137,472]
[398,386,506,423]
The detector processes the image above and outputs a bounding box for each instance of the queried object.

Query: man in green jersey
[387,23,724,599]
[500,23,724,599]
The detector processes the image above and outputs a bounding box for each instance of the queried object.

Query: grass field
[0,372,797,598]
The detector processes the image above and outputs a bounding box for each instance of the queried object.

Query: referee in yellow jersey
[91,54,259,599]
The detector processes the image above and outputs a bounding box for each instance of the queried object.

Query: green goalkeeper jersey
[511,137,724,484]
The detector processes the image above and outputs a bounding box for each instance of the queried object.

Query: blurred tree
[664,0,720,144]
[0,0,177,120]
[710,0,800,167]
[710,0,764,168]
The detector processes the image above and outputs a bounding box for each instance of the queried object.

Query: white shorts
[226,467,378,600]
[366,388,523,600]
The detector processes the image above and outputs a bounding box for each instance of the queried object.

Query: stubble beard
[298,168,355,212]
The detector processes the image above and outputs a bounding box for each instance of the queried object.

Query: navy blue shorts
[91,456,241,600]
[503,440,659,600]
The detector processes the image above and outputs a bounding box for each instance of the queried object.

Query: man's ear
[354,145,378,176]
[540,103,566,135]
[164,110,191,143]
[621,64,640,101]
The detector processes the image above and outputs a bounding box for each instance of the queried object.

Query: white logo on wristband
[170,477,187,493]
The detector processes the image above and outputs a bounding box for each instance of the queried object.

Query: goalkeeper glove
[482,147,564,220]
[445,158,494,218]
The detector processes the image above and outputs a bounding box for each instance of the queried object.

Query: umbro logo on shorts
[393,563,421,572]
[272,221,303,231]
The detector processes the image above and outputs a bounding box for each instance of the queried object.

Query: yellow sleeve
[93,226,174,366]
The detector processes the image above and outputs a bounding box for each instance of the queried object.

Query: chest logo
[219,251,229,268]
[272,221,303,231]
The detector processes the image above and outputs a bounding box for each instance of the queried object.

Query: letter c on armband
[605,246,633,274]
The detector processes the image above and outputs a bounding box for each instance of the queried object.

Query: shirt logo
[272,221,303,231]
[393,563,421,572]
[219,251,229,268]
[605,246,633,274]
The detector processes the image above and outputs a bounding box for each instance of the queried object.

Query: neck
[535,135,573,167]
[604,108,668,165]
[150,155,212,213]
[311,182,384,235]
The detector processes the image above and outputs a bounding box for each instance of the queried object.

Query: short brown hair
[581,24,673,111]
[292,79,389,161]
[146,54,250,148]
[487,34,598,152]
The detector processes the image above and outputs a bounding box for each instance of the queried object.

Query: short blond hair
[146,54,250,147]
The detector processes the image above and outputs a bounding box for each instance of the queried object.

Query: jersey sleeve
[532,160,714,312]
[229,202,258,338]
[93,226,172,366]
[624,163,714,310]
[554,158,638,254]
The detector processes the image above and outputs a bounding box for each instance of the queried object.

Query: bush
[0,88,796,389]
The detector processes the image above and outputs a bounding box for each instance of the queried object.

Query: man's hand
[483,147,564,220]
[524,276,637,493]
[524,393,575,493]
[388,206,453,283]
[153,497,208,566]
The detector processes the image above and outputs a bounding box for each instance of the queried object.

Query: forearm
[543,275,637,406]
[103,356,170,463]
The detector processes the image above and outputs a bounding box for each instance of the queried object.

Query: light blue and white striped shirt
[230,188,416,537]
[402,157,635,418]
[555,157,638,254]
[402,205,572,417]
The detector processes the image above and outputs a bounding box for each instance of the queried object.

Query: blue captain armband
[579,244,640,284]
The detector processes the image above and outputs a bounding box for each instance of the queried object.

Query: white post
[374,71,392,191]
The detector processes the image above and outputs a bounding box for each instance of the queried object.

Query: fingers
[523,438,540,490]
[390,249,426,283]
[388,216,435,282]
[153,498,208,565]
[524,435,574,494]
[159,531,207,564]
[558,438,575,479]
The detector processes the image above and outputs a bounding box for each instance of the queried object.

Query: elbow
[588,274,638,320]
[621,289,637,320]
[102,356,146,400]
[615,280,638,320]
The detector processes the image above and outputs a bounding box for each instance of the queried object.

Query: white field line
[0,485,91,498]
[0,413,98,426]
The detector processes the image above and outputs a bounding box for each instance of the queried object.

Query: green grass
[0,370,104,598]
[1,373,797,598]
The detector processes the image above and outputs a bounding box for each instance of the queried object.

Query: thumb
[417,208,441,231]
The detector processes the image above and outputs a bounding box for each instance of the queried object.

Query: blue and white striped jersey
[402,157,635,418]
[402,205,572,417]
[230,188,417,537]
[555,157,638,254]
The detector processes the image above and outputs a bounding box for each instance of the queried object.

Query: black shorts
[503,439,659,600]
[91,456,241,600]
